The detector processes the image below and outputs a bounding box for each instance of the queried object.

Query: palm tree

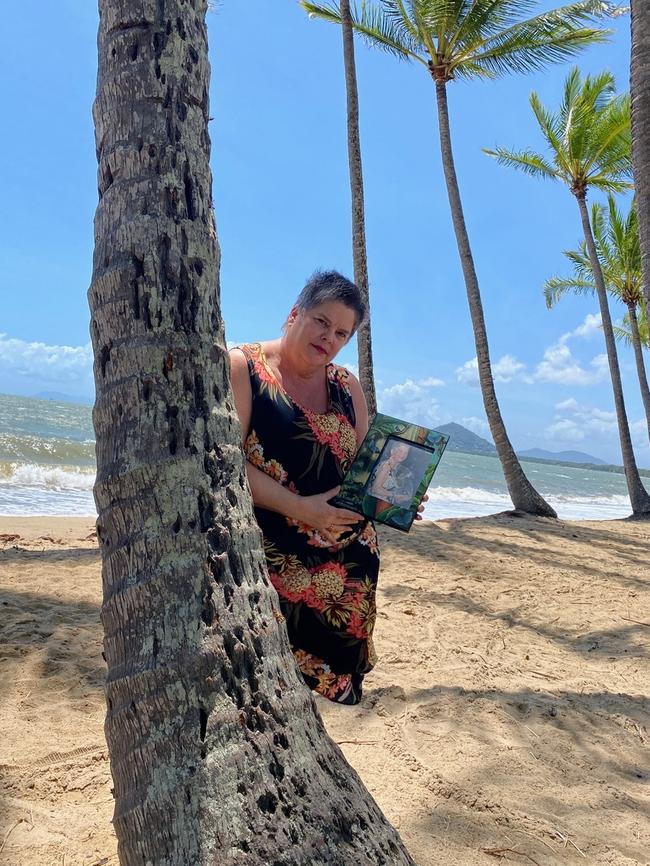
[544,197,650,441]
[89,1,418,863]
[302,0,611,518]
[486,69,650,518]
[631,0,650,312]
[614,300,648,349]
[341,0,377,415]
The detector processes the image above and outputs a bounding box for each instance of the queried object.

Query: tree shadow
[378,516,649,660]
[393,585,648,659]
[399,515,650,594]
[367,682,649,865]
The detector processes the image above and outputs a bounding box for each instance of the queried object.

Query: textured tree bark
[341,0,377,417]
[631,0,650,312]
[434,81,557,518]
[89,2,419,863]
[626,301,650,441]
[576,196,650,517]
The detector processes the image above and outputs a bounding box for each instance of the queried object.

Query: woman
[230,270,421,705]
[368,441,415,507]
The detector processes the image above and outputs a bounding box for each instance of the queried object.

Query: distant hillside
[434,424,650,477]
[436,422,496,455]
[33,391,93,405]
[518,448,606,465]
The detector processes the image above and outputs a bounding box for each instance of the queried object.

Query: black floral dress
[240,343,380,705]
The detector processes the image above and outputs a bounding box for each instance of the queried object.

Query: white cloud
[456,354,530,386]
[555,397,579,412]
[378,378,441,427]
[559,312,602,344]
[534,342,608,386]
[534,313,607,386]
[417,376,445,387]
[545,397,618,446]
[0,333,94,390]
[456,313,607,391]
[493,354,529,383]
[545,419,586,442]
[456,358,479,386]
[461,416,490,437]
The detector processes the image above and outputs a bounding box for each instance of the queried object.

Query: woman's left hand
[414,493,429,521]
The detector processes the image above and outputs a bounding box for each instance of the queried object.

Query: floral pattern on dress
[357,520,379,555]
[240,342,379,706]
[293,650,355,702]
[244,430,288,485]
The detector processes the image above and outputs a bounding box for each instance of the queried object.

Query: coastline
[1,514,649,865]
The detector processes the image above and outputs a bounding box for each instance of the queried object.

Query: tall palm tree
[631,0,650,312]
[486,69,650,518]
[89,1,418,863]
[544,197,650,441]
[341,0,377,415]
[302,0,610,518]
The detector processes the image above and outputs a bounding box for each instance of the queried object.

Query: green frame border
[331,412,449,532]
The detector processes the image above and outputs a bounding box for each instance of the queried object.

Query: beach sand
[1,514,648,866]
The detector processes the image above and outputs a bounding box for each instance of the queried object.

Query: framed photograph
[330,413,449,532]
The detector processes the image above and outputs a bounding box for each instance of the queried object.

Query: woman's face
[287,301,357,366]
[391,443,410,463]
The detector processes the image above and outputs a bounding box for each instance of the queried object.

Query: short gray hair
[294,270,367,332]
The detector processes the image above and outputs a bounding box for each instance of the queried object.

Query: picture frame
[330,412,450,532]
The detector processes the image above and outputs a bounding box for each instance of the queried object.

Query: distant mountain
[518,448,606,465]
[436,422,496,455]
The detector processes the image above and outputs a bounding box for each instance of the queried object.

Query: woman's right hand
[298,486,363,544]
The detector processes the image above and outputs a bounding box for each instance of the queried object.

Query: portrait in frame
[331,413,449,532]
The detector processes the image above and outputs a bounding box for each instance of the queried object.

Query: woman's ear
[287,305,299,326]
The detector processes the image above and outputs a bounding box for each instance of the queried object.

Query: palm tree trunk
[89,2,419,863]
[576,195,650,517]
[341,0,377,417]
[433,80,556,518]
[631,0,650,313]
[626,301,650,441]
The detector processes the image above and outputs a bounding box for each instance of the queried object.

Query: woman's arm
[229,348,362,541]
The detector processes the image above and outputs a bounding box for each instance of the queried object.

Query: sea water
[0,393,636,520]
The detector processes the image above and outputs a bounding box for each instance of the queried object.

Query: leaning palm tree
[341,0,377,415]
[631,0,650,312]
[486,69,650,518]
[89,1,418,862]
[615,299,649,349]
[544,197,650,441]
[302,0,611,518]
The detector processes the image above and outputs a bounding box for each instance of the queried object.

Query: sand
[1,514,648,866]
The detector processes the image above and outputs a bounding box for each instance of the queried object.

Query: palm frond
[544,275,595,307]
[529,91,570,172]
[443,0,537,57]
[563,245,594,281]
[301,1,427,61]
[583,92,631,176]
[482,146,559,180]
[460,2,610,79]
[612,322,634,347]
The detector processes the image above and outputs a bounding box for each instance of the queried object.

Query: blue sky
[0,1,648,467]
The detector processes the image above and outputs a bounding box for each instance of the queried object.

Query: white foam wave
[0,462,95,491]
[424,485,631,521]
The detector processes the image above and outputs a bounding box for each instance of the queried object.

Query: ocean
[0,393,635,520]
